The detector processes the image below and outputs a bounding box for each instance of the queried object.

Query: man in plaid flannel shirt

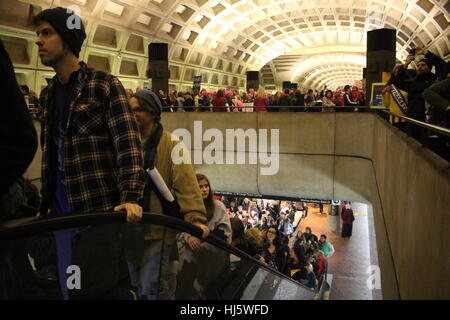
[34,7,144,298]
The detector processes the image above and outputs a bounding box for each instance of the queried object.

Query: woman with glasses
[263,227,290,276]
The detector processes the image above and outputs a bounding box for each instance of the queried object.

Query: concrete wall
[371,118,450,299]
[26,112,450,299]
[162,113,376,203]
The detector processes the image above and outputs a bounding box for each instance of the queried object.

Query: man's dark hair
[320,234,327,239]
[31,14,44,27]
[230,217,244,242]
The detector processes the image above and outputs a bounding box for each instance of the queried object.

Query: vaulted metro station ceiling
[0,0,449,91]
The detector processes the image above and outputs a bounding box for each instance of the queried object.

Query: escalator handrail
[0,212,315,295]
[379,109,450,137]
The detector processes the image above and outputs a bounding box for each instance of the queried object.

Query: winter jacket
[212,97,228,112]
[144,131,207,240]
[341,208,355,225]
[0,40,37,197]
[278,94,292,112]
[393,51,446,121]
[423,78,450,128]
[253,98,269,112]
[314,256,327,277]
[39,61,144,214]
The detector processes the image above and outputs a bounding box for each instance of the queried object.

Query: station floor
[296,203,382,300]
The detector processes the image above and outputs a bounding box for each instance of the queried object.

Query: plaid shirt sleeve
[105,76,144,204]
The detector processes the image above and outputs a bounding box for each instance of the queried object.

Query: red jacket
[212,97,227,112]
[315,256,326,277]
[253,98,269,112]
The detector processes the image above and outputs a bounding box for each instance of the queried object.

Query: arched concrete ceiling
[290,52,366,90]
[0,0,448,92]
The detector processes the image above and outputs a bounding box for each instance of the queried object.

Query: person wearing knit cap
[418,59,433,72]
[34,7,86,58]
[33,7,146,299]
[33,7,86,76]
[390,45,446,142]
[127,89,209,299]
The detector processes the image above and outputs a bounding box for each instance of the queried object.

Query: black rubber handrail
[0,212,315,295]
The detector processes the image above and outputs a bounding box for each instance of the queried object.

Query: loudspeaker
[147,43,169,94]
[366,29,396,105]
[247,71,259,81]
[149,43,168,61]
[282,81,291,90]
[367,29,396,52]
[246,71,259,90]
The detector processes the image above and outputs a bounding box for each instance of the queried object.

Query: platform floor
[296,203,382,300]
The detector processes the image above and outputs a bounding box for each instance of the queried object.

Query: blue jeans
[52,170,74,300]
[127,239,175,300]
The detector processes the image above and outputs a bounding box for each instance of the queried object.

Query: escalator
[0,213,319,300]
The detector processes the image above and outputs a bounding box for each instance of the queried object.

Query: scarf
[390,85,408,115]
[141,123,163,211]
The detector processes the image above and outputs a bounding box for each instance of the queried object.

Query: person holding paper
[127,89,209,299]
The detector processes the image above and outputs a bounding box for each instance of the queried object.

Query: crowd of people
[122,85,366,113]
[214,197,335,291]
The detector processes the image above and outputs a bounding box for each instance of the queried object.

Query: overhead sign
[214,191,332,204]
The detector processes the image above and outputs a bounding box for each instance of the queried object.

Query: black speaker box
[282,81,291,90]
[367,28,396,52]
[247,71,259,81]
[149,43,168,61]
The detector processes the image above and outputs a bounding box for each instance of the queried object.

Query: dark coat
[393,51,446,121]
[263,239,290,276]
[277,94,292,112]
[341,207,355,225]
[422,78,450,128]
[0,40,37,197]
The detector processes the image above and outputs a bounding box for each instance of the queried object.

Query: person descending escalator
[175,174,231,299]
[126,89,209,300]
[33,7,145,299]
